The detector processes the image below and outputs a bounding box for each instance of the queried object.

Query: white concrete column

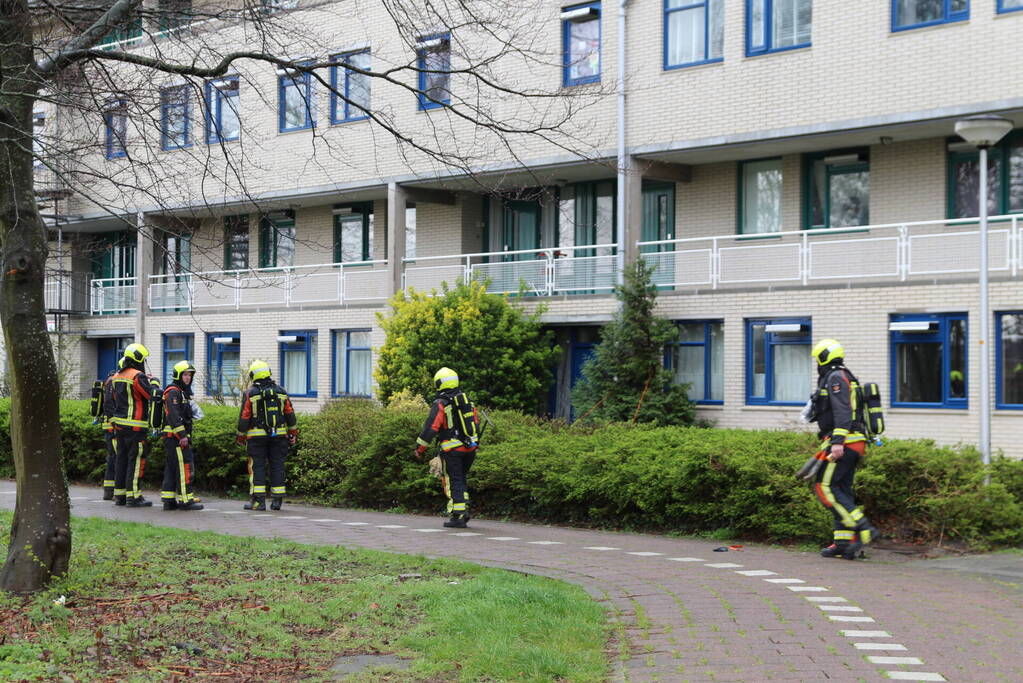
[134,212,151,343]
[621,155,644,268]
[386,183,408,298]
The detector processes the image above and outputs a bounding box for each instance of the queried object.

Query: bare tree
[1,0,608,590]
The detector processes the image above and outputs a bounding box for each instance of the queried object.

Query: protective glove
[828,444,845,462]
[413,445,427,461]
[288,433,297,446]
[235,434,247,446]
[178,436,189,450]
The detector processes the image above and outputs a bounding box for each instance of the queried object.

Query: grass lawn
[0,512,608,682]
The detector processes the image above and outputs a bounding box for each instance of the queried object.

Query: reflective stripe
[247,457,255,495]
[176,447,188,505]
[161,491,176,500]
[441,439,464,451]
[820,462,857,529]
[129,441,145,497]
[832,428,849,436]
[111,417,149,428]
[113,488,127,496]
[834,530,855,541]
[416,437,431,448]
[270,486,286,495]
[103,480,115,487]
[164,425,186,435]
[252,485,267,494]
[451,503,466,511]
[247,428,268,436]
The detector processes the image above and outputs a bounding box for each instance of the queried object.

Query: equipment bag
[858,381,885,438]
[449,391,479,448]
[257,386,284,436]
[90,380,104,418]
[148,378,164,430]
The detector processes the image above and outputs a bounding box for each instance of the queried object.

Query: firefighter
[109,343,160,507]
[161,360,203,511]
[93,358,123,500]
[414,367,479,528]
[236,360,297,511]
[809,339,877,560]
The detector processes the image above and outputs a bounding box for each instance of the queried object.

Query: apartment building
[33,0,1023,451]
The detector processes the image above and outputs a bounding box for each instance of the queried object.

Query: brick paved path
[2,482,1021,682]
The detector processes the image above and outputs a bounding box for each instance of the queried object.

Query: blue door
[568,342,595,422]
[97,337,131,379]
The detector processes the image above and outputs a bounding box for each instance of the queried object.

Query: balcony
[148,261,389,312]
[91,277,138,315]
[44,271,91,313]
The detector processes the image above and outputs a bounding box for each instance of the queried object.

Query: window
[205,77,240,143]
[158,229,191,276]
[747,0,812,56]
[207,333,240,398]
[224,215,249,270]
[668,321,723,403]
[158,0,192,32]
[160,86,191,150]
[104,100,128,159]
[746,318,812,405]
[948,132,1023,218]
[417,35,451,109]
[406,204,417,260]
[261,0,298,13]
[665,0,723,69]
[279,331,318,397]
[278,62,314,132]
[892,0,968,31]
[890,313,967,408]
[162,334,194,386]
[562,3,601,85]
[332,330,372,396]
[804,150,869,229]
[330,50,371,123]
[334,203,373,263]
[997,312,1023,408]
[999,0,1023,13]
[99,15,142,49]
[32,111,45,166]
[259,211,295,269]
[739,158,783,234]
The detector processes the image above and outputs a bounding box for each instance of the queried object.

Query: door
[91,232,136,314]
[501,200,541,261]
[641,183,676,288]
[97,337,132,379]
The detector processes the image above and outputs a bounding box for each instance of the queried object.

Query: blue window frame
[330,50,371,124]
[746,318,812,405]
[892,0,968,32]
[890,313,967,408]
[162,334,194,386]
[278,62,314,132]
[205,77,240,144]
[160,86,191,151]
[104,101,128,159]
[331,330,372,397]
[996,312,1023,409]
[562,3,601,85]
[206,333,240,398]
[417,34,451,109]
[667,321,723,404]
[664,0,724,70]
[999,0,1023,13]
[279,330,318,397]
[746,0,812,56]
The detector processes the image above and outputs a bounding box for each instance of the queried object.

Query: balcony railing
[636,215,1022,290]
[44,271,91,313]
[402,243,620,296]
[91,277,138,315]
[148,261,389,312]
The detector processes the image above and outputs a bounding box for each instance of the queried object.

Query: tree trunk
[0,0,72,593]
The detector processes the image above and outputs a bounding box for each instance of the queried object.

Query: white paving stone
[704,563,743,568]
[310,518,339,522]
[806,596,848,603]
[788,586,828,592]
[855,643,907,651]
[627,552,664,557]
[280,516,308,520]
[840,630,891,637]
[764,578,805,584]
[451,532,482,536]
[736,570,776,576]
[414,528,446,533]
[376,524,406,528]
[487,537,520,541]
[220,511,246,515]
[527,541,563,545]
[584,546,619,551]
[869,656,923,666]
[828,615,876,622]
[666,557,705,562]
[818,605,864,612]
[342,522,369,526]
[884,671,944,681]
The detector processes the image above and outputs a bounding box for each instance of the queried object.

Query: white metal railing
[44,271,91,313]
[636,215,1022,290]
[148,261,389,312]
[402,243,619,296]
[91,277,138,315]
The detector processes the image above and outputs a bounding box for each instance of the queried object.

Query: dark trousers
[814,442,871,543]
[114,428,148,499]
[441,450,476,516]
[103,431,117,491]
[247,436,289,498]
[162,438,197,504]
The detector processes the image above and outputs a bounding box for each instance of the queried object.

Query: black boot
[163,500,178,511]
[178,501,204,511]
[843,525,878,560]
[270,497,283,511]
[126,496,153,508]
[103,487,114,501]
[820,543,848,558]
[113,495,127,506]
[443,514,468,529]
[243,496,266,511]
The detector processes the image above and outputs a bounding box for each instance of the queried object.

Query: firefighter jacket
[813,365,866,447]
[417,390,479,453]
[236,380,297,439]
[110,366,158,431]
[163,381,195,438]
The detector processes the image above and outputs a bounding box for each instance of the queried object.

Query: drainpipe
[615,0,628,288]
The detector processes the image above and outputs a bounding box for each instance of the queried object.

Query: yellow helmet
[434,367,458,390]
[248,360,272,381]
[172,359,196,382]
[122,343,150,363]
[811,339,844,366]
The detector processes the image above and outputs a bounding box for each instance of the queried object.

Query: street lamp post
[954,115,1014,479]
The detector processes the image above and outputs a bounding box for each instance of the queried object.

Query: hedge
[1,399,1022,549]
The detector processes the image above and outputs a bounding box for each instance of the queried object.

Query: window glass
[207,334,240,397]
[280,66,312,131]
[105,103,128,158]
[891,314,967,407]
[418,37,451,107]
[282,332,317,396]
[406,204,417,260]
[161,87,190,150]
[806,152,870,229]
[951,155,1000,218]
[894,0,968,28]
[828,169,869,228]
[741,159,782,234]
[565,5,601,83]
[224,215,249,270]
[670,322,723,403]
[773,0,812,48]
[162,334,192,386]
[747,320,810,404]
[773,343,808,402]
[207,78,240,143]
[1000,313,1023,405]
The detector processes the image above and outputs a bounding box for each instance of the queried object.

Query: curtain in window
[218,349,240,396]
[284,348,307,394]
[667,2,705,65]
[1002,314,1023,404]
[708,322,724,401]
[773,0,812,48]
[952,156,1001,218]
[349,349,371,395]
[568,16,600,81]
[742,159,782,233]
[773,343,810,402]
[674,345,705,399]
